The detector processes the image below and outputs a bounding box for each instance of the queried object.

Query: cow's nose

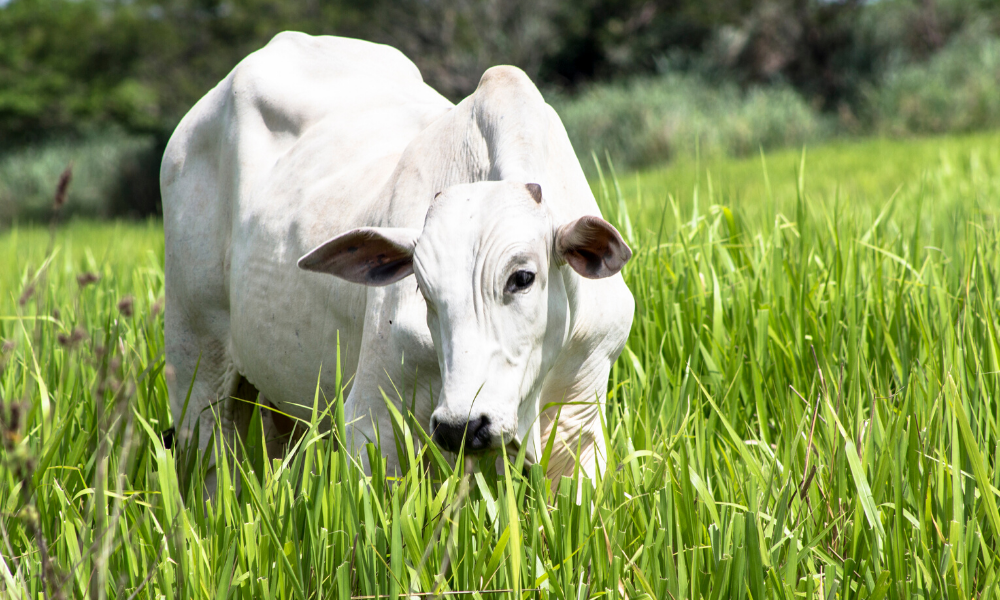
[432,415,492,453]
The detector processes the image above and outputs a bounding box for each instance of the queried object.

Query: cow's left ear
[554,216,632,279]
[298,227,420,286]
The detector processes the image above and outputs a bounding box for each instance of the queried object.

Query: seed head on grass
[76,272,100,287]
[56,327,87,349]
[0,399,26,451]
[117,295,134,318]
[18,282,35,306]
[150,296,164,318]
[0,340,12,380]
[52,164,73,212]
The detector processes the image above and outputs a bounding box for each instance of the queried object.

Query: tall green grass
[619,130,1000,247]
[1,134,999,598]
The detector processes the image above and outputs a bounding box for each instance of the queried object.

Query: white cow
[161,32,634,483]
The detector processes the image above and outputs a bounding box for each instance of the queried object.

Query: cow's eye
[505,270,535,293]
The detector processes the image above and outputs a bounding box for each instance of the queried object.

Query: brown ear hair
[298,227,420,286]
[555,216,632,279]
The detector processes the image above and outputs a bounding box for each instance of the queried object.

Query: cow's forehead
[420,182,550,247]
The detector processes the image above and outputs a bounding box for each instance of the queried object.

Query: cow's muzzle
[431,415,493,454]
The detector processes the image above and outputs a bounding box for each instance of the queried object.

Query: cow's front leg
[342,392,404,476]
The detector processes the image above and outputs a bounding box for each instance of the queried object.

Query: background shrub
[549,74,831,171]
[0,130,161,223]
[870,24,1000,135]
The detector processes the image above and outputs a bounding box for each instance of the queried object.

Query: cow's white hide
[161,32,635,484]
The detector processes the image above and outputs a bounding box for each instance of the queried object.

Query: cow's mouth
[503,439,535,468]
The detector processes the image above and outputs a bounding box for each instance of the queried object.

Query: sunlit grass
[1,132,999,598]
[616,130,1000,238]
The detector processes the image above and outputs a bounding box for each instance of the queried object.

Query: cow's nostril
[432,415,492,453]
[466,415,492,451]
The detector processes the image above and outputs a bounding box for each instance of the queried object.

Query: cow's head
[298,181,631,461]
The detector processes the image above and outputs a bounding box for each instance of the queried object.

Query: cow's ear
[554,216,632,279]
[298,227,420,286]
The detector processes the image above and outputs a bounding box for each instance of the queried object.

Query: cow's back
[161,33,453,423]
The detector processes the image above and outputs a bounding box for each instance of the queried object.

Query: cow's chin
[456,440,535,475]
[474,443,535,475]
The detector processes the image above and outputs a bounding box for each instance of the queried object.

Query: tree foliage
[1,0,999,223]
[2,0,996,146]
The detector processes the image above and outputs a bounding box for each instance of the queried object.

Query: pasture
[1,131,999,599]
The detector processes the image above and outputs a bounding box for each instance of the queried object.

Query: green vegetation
[871,24,1000,137]
[1,133,999,598]
[553,23,1000,172]
[0,131,161,223]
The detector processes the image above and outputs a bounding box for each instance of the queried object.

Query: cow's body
[162,32,634,482]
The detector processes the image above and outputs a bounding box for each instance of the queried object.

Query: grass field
[1,131,999,599]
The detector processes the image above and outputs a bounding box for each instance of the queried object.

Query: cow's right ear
[298,227,420,286]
